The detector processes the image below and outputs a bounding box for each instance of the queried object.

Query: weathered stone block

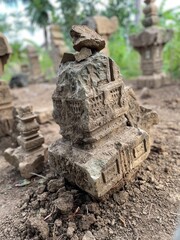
[4,106,46,178]
[49,25,158,198]
[4,146,45,179]
[49,127,150,198]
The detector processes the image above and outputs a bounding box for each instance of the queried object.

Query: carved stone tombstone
[130,0,173,88]
[27,45,44,83]
[83,16,119,55]
[4,106,46,178]
[49,24,69,72]
[0,33,13,137]
[48,25,158,198]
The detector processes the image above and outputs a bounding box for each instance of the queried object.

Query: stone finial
[17,106,44,151]
[142,0,159,27]
[4,105,46,179]
[0,33,12,76]
[70,25,105,52]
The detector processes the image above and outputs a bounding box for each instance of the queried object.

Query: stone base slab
[48,127,150,198]
[136,73,172,89]
[4,146,45,178]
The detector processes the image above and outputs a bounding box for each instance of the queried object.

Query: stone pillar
[4,106,46,179]
[130,0,173,89]
[49,24,69,72]
[27,45,44,83]
[83,16,119,56]
[48,25,158,199]
[0,33,13,137]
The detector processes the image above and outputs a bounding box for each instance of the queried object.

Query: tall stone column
[27,45,44,83]
[0,33,13,137]
[130,0,173,89]
[49,24,69,72]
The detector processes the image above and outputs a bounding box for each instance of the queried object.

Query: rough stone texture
[129,0,173,89]
[0,32,12,76]
[48,25,158,198]
[70,25,105,52]
[49,24,69,72]
[83,16,119,55]
[4,106,46,179]
[0,33,13,137]
[54,191,74,214]
[27,45,44,83]
[75,47,92,62]
[82,231,96,240]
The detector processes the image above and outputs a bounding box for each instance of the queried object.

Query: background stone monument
[27,45,44,83]
[130,0,173,88]
[49,24,69,72]
[4,106,46,178]
[0,32,13,137]
[83,16,119,55]
[48,25,158,198]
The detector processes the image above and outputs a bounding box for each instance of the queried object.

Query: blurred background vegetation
[0,0,179,81]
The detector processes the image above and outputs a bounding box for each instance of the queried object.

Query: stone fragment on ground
[54,191,74,214]
[79,214,96,231]
[28,217,49,239]
[47,178,65,193]
[36,109,53,124]
[82,231,96,240]
[140,87,152,99]
[67,222,76,237]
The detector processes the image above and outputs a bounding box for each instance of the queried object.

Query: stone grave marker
[48,25,159,199]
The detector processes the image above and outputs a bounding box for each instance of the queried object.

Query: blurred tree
[103,0,135,33]
[57,0,79,32]
[26,0,54,49]
[0,14,11,33]
[79,0,99,17]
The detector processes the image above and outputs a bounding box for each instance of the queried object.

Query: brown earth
[0,82,179,240]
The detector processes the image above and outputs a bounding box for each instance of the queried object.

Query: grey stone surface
[4,106,46,179]
[49,25,158,198]
[129,0,173,89]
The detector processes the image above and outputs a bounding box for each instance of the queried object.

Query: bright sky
[0,0,179,45]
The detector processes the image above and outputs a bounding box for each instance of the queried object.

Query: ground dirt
[0,82,179,240]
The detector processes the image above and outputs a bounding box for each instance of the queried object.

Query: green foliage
[26,0,53,28]
[109,29,140,79]
[103,0,135,31]
[161,7,180,78]
[57,0,79,32]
